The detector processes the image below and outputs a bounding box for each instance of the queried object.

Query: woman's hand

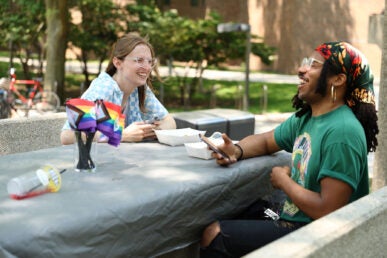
[60,130,76,145]
[155,114,176,130]
[121,121,157,142]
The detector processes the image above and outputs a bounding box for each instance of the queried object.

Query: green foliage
[126,4,187,62]
[193,12,245,66]
[152,76,296,114]
[125,3,277,109]
[1,0,278,107]
[59,68,296,114]
[251,42,277,65]
[67,0,124,85]
[0,62,19,77]
[0,0,46,47]
[126,4,275,67]
[0,0,46,77]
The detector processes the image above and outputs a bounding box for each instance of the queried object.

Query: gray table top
[0,142,290,258]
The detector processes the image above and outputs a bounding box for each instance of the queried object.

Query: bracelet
[235,144,244,161]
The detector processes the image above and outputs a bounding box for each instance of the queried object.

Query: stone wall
[0,113,67,155]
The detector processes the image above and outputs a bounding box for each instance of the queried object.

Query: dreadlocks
[292,57,378,153]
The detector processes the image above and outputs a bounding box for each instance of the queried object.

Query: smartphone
[199,134,230,159]
[145,116,159,124]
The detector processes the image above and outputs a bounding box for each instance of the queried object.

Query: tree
[45,0,68,100]
[126,3,275,109]
[0,0,46,78]
[68,0,124,88]
[371,4,387,191]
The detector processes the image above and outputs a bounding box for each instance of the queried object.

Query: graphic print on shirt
[282,132,312,217]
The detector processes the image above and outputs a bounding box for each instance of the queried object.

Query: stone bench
[0,112,67,155]
[173,108,255,140]
[244,186,387,258]
[159,185,386,258]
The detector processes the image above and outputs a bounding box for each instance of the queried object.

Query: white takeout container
[155,128,206,146]
[184,132,225,159]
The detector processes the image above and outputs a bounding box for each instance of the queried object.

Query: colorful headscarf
[315,41,375,107]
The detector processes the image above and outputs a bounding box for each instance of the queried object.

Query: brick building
[155,0,384,77]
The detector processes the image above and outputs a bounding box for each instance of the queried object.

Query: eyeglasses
[301,57,324,70]
[127,57,157,68]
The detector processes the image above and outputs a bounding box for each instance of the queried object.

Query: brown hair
[105,33,161,112]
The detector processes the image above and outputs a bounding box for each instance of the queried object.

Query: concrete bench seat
[244,186,387,258]
[0,112,67,155]
[173,108,255,140]
[159,186,386,258]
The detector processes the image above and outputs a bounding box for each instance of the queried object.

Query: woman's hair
[292,59,379,153]
[105,33,161,112]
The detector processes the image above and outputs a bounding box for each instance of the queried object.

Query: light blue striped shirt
[62,72,168,130]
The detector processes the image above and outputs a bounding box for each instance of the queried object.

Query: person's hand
[121,122,157,142]
[152,120,162,130]
[211,133,239,166]
[270,166,291,189]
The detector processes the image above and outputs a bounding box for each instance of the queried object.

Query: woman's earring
[331,84,337,103]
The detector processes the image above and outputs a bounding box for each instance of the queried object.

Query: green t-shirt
[274,105,369,223]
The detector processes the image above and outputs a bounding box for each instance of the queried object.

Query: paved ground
[254,112,292,134]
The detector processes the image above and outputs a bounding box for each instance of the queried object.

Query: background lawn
[0,62,298,114]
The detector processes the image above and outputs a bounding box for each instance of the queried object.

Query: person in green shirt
[200,41,379,258]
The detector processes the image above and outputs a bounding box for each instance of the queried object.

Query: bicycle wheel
[33,90,61,113]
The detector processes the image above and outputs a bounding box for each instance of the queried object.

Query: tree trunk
[44,0,68,104]
[371,1,387,191]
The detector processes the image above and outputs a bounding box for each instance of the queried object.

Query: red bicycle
[0,68,60,118]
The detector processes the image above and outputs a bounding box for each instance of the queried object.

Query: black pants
[200,199,307,258]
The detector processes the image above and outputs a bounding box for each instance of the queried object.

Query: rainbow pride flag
[95,99,125,146]
[65,98,96,132]
[65,98,125,146]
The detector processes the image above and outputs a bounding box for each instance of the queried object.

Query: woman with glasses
[200,41,378,257]
[61,33,176,144]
